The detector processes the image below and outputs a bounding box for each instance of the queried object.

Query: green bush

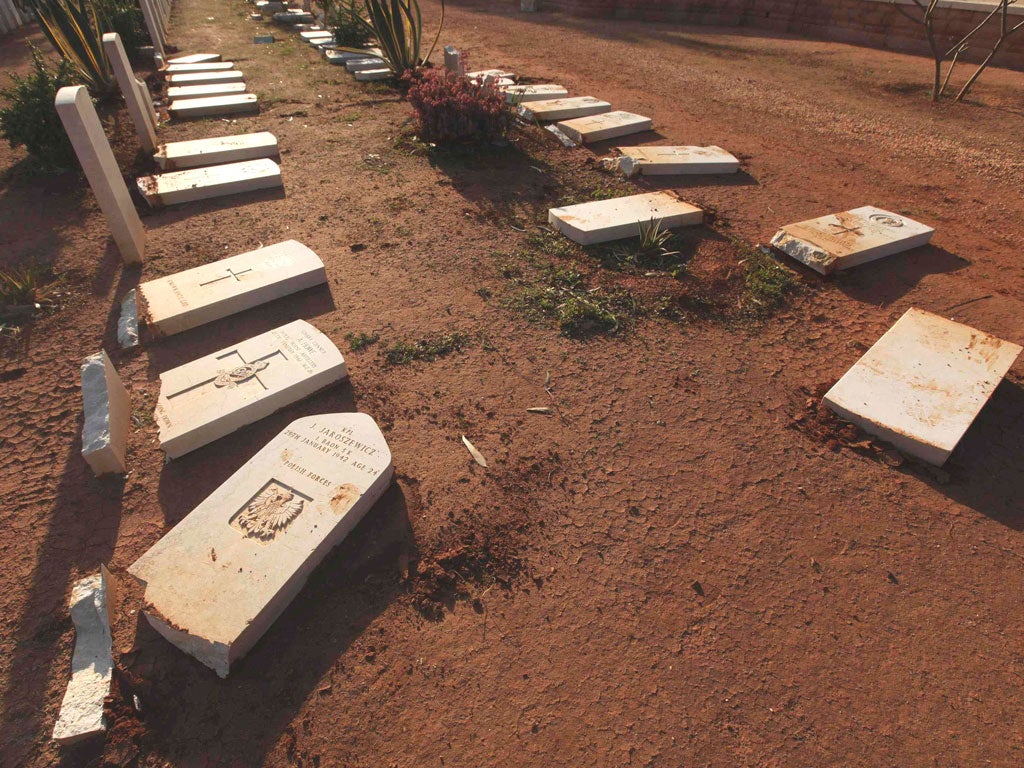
[0,47,79,171]
[328,0,373,48]
[96,0,148,60]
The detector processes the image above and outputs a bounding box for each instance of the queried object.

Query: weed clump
[384,332,470,365]
[344,331,380,351]
[405,68,515,145]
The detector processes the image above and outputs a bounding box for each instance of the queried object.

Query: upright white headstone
[155,320,347,458]
[443,45,463,76]
[51,570,114,745]
[55,86,144,264]
[129,413,394,676]
[137,240,326,336]
[81,350,130,476]
[138,0,165,58]
[549,191,704,245]
[771,206,935,275]
[823,308,1022,466]
[103,33,158,154]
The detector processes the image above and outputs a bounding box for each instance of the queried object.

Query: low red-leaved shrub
[405,67,515,145]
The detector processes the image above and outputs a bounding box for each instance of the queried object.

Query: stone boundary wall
[532,0,1024,71]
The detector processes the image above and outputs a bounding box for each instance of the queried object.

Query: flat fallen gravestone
[771,206,934,275]
[137,157,281,207]
[167,70,245,87]
[502,84,568,103]
[346,57,386,72]
[129,413,393,676]
[556,110,651,144]
[823,308,1022,466]
[154,319,346,458]
[137,240,326,336]
[519,96,611,122]
[615,145,740,177]
[549,191,703,245]
[168,93,258,120]
[155,131,279,171]
[466,69,515,80]
[52,570,114,744]
[167,82,247,100]
[354,69,391,82]
[164,61,236,73]
[168,53,222,64]
[81,350,130,476]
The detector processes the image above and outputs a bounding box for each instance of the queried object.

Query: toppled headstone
[502,83,567,103]
[164,61,236,73]
[52,570,114,744]
[771,206,934,275]
[168,93,259,119]
[154,131,279,171]
[555,110,651,144]
[155,320,346,458]
[81,350,130,476]
[129,413,394,676]
[168,53,221,64]
[167,82,248,100]
[823,308,1022,466]
[346,57,386,72]
[354,68,391,82]
[137,157,281,207]
[254,34,275,44]
[137,240,326,337]
[299,30,332,41]
[55,85,145,264]
[466,69,515,80]
[167,70,245,87]
[613,145,740,177]
[118,290,139,349]
[549,191,703,245]
[519,96,611,122]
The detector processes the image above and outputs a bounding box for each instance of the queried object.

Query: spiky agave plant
[15,0,115,96]
[344,0,445,75]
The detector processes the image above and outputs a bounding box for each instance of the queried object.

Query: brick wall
[532,0,1024,70]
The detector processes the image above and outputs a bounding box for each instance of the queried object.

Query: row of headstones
[437,49,1023,474]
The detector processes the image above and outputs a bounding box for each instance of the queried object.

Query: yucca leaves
[15,0,115,96]
[343,0,444,75]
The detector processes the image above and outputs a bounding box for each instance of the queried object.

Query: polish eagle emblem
[214,359,270,388]
[235,482,304,541]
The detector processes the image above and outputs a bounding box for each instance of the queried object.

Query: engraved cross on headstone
[828,220,863,236]
[199,266,254,287]
[166,347,287,400]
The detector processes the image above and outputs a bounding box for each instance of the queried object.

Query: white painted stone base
[129,413,394,677]
[138,158,281,207]
[549,191,704,245]
[167,82,247,100]
[137,240,326,336]
[81,350,130,476]
[165,61,235,73]
[556,111,652,144]
[823,308,1022,466]
[154,131,279,171]
[168,93,258,120]
[167,53,222,64]
[167,70,245,87]
[52,570,113,745]
[519,96,611,122]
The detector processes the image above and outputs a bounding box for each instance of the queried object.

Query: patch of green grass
[741,243,797,315]
[0,263,56,306]
[524,229,577,262]
[344,331,379,351]
[384,332,470,365]
[343,112,361,121]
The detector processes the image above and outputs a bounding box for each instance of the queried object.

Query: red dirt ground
[2,1,1024,766]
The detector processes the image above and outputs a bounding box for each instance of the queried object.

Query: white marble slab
[354,68,391,81]
[549,191,703,245]
[137,158,281,207]
[164,61,236,73]
[466,69,515,80]
[168,53,222,64]
[129,413,394,677]
[519,96,611,122]
[167,82,247,100]
[299,29,332,40]
[154,320,346,458]
[137,240,325,337]
[168,93,258,119]
[154,131,279,171]
[823,308,1022,465]
[614,145,740,177]
[167,70,245,87]
[52,571,114,744]
[556,110,651,144]
[771,206,935,275]
[81,350,130,476]
[103,33,158,154]
[502,84,568,103]
[346,57,386,72]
